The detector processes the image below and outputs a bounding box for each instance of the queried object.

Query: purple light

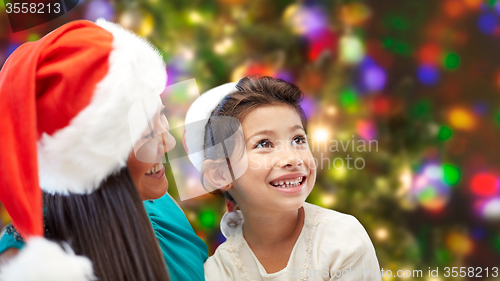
[6,43,20,57]
[470,227,486,240]
[299,95,316,119]
[473,102,488,116]
[417,64,440,86]
[363,65,386,92]
[478,13,498,35]
[360,56,377,69]
[495,1,500,15]
[275,70,294,83]
[356,120,377,140]
[85,0,114,22]
[297,7,328,35]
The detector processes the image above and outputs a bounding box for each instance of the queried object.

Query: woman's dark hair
[202,76,308,201]
[43,167,169,281]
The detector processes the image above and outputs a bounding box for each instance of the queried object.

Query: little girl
[187,76,381,281]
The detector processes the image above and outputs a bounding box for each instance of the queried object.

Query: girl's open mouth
[269,176,306,194]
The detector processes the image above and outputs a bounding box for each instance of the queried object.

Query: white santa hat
[184,82,238,170]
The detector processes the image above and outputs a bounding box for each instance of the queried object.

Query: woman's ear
[201,159,233,192]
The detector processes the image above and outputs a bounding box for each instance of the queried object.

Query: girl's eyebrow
[246,130,275,141]
[246,125,305,141]
[292,125,305,132]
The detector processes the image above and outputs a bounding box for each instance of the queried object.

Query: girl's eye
[254,139,273,149]
[292,135,307,146]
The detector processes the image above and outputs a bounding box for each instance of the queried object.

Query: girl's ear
[201,159,233,192]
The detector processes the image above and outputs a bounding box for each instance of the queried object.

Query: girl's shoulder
[302,202,374,251]
[204,238,239,281]
[303,202,360,226]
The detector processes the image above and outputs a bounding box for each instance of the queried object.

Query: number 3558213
[5,2,61,14]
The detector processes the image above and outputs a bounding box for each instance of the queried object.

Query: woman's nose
[160,131,176,153]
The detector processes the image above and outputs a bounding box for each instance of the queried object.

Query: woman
[187,76,381,280]
[0,19,205,281]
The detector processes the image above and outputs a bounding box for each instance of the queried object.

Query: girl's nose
[277,145,304,169]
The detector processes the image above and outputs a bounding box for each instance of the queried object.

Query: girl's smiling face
[228,104,316,213]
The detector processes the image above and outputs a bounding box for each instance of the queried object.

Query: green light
[435,248,452,264]
[418,186,436,202]
[496,111,500,124]
[486,0,497,7]
[443,164,460,186]
[384,14,410,31]
[383,38,393,47]
[339,89,359,113]
[437,126,452,141]
[410,99,432,119]
[493,235,500,253]
[199,209,216,228]
[444,53,460,69]
[27,34,40,42]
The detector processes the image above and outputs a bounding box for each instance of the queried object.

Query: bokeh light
[418,43,442,65]
[339,88,359,113]
[199,208,216,228]
[362,64,386,91]
[84,0,114,22]
[312,128,329,142]
[412,164,451,212]
[437,126,453,141]
[417,64,440,86]
[356,119,377,140]
[442,164,461,186]
[446,232,473,255]
[339,34,365,64]
[470,172,498,197]
[448,108,475,130]
[443,52,460,69]
[478,13,498,34]
[482,198,500,219]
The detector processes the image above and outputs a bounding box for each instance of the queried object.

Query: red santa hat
[0,19,166,280]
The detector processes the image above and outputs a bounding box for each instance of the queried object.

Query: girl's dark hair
[43,167,170,281]
[203,76,308,201]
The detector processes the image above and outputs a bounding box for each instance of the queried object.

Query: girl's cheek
[303,151,316,169]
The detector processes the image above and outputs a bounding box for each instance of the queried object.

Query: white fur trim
[38,19,166,194]
[0,238,95,281]
[184,82,238,170]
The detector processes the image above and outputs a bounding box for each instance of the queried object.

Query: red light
[371,96,391,115]
[471,173,498,197]
[418,43,441,65]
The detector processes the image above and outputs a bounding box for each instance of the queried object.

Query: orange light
[495,71,500,89]
[448,108,475,130]
[443,0,465,18]
[462,0,482,9]
[446,232,473,255]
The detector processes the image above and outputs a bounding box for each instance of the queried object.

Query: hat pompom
[0,238,95,281]
[220,210,244,238]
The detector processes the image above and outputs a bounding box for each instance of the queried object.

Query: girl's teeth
[270,177,304,188]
